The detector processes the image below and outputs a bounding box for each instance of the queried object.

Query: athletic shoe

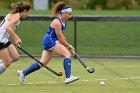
[17,70,25,84]
[65,75,80,84]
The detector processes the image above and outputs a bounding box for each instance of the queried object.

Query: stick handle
[17,46,62,76]
[73,51,88,68]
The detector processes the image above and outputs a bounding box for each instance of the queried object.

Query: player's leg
[17,50,54,84]
[7,44,20,62]
[0,41,19,75]
[40,50,54,65]
[52,43,71,77]
[0,46,12,74]
[51,43,80,84]
[23,50,54,76]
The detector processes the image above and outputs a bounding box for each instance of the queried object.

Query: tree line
[0,0,140,10]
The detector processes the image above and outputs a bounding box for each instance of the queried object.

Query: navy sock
[23,62,40,76]
[63,58,71,78]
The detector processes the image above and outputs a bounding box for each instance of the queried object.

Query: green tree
[0,0,32,9]
[92,0,108,9]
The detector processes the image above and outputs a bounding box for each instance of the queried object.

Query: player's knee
[3,58,12,67]
[12,54,20,62]
[64,53,71,58]
[4,62,11,67]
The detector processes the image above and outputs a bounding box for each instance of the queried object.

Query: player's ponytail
[52,1,71,17]
[10,2,31,14]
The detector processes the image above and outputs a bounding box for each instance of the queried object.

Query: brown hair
[52,2,71,17]
[10,2,31,14]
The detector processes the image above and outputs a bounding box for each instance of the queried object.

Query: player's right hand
[14,38,22,48]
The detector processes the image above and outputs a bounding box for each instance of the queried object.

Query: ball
[100,81,105,85]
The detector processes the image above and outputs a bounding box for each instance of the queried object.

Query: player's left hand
[68,45,75,54]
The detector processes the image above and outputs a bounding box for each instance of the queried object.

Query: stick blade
[59,71,63,76]
[87,68,95,73]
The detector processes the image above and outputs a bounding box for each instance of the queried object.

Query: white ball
[100,81,105,85]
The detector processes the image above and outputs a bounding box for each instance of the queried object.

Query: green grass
[0,58,140,93]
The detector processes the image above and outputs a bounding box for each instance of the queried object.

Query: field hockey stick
[73,51,95,73]
[16,46,63,76]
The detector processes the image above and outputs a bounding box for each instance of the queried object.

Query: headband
[60,8,72,13]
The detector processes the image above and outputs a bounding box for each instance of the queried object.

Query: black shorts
[0,41,11,50]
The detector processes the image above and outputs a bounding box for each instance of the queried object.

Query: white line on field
[96,79,108,81]
[7,76,140,86]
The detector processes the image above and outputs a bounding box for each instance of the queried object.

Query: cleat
[17,70,25,84]
[65,75,80,84]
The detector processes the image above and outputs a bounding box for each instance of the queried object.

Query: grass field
[0,9,140,93]
[0,58,139,93]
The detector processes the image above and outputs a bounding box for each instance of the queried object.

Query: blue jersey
[43,17,67,50]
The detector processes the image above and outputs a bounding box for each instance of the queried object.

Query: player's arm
[6,14,22,45]
[62,34,67,42]
[52,19,71,48]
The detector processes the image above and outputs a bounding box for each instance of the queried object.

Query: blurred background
[0,0,140,10]
[0,0,140,57]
